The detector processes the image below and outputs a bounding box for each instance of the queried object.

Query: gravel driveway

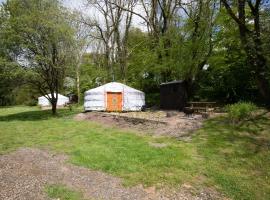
[0,148,226,200]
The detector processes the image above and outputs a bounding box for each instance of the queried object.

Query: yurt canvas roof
[85,82,143,94]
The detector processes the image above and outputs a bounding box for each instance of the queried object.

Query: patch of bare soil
[75,111,204,139]
[0,148,228,200]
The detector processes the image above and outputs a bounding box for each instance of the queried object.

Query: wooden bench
[185,101,216,113]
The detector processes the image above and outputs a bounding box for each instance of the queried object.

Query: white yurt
[84,82,145,112]
[38,93,69,107]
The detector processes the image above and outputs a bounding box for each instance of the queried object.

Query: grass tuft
[45,184,84,200]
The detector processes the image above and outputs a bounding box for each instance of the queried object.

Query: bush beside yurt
[84,82,145,112]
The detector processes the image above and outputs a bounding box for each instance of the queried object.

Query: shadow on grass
[196,114,270,200]
[0,109,77,121]
[201,115,270,156]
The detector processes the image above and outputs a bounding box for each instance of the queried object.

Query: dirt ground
[75,111,205,139]
[0,148,227,200]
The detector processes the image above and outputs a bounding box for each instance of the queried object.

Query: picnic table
[185,101,216,113]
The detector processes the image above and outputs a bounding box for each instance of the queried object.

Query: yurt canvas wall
[84,82,145,112]
[38,93,69,107]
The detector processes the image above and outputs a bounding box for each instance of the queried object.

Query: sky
[63,0,84,10]
[63,0,146,30]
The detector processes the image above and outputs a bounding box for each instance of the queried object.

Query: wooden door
[106,92,123,112]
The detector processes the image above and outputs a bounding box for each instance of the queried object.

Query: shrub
[226,102,257,124]
[25,99,38,106]
[146,92,160,107]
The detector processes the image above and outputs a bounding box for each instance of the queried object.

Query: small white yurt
[38,93,69,107]
[84,82,145,112]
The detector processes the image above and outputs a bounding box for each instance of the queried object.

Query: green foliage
[226,102,258,124]
[46,184,84,200]
[261,8,270,83]
[79,54,107,98]
[145,93,160,107]
[0,0,76,111]
[195,9,261,103]
[122,28,161,104]
[0,58,27,105]
[13,85,39,106]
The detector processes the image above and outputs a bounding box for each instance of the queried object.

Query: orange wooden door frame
[106,92,123,112]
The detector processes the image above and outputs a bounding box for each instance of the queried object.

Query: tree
[82,0,135,82]
[221,0,270,105]
[112,0,181,38]
[176,0,218,96]
[195,12,253,102]
[111,0,218,98]
[1,0,75,114]
[0,58,26,105]
[0,5,26,106]
[69,12,90,103]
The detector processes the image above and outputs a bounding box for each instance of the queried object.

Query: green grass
[195,116,270,200]
[46,184,85,200]
[0,106,200,187]
[0,106,270,200]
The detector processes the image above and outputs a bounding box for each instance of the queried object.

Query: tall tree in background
[1,0,75,114]
[69,12,90,103]
[113,0,181,38]
[82,0,135,82]
[221,0,270,105]
[0,5,24,105]
[114,0,217,96]
[178,0,217,96]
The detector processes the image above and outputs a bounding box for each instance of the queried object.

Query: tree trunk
[253,56,270,105]
[185,78,195,100]
[76,64,80,103]
[221,0,270,105]
[52,102,57,115]
[51,94,58,115]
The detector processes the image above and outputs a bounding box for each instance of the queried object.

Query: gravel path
[0,148,226,200]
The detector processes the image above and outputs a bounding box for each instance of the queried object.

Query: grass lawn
[46,184,85,200]
[0,106,269,200]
